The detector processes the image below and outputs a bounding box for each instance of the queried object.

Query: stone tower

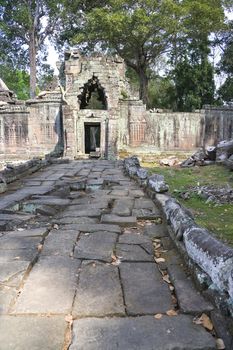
[62,50,147,158]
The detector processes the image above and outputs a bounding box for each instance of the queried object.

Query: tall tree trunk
[138,66,149,107]
[29,31,37,98]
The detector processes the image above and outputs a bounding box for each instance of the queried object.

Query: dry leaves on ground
[154,257,165,263]
[166,309,178,316]
[193,313,213,331]
[154,313,163,320]
[216,338,225,349]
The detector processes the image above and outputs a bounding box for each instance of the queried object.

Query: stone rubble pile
[181,139,233,169]
[123,156,233,316]
[179,185,233,204]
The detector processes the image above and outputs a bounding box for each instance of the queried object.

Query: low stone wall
[0,155,69,193]
[123,156,233,316]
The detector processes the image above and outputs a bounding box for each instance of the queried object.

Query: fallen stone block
[216,139,233,163]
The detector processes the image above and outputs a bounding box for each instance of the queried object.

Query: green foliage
[148,77,177,110]
[218,77,233,103]
[0,65,29,100]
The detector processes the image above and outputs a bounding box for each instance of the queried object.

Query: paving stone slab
[167,264,213,314]
[0,235,42,250]
[4,227,49,238]
[132,208,161,220]
[129,189,145,197]
[110,189,129,197]
[69,202,110,210]
[0,261,30,287]
[112,199,134,216]
[70,315,216,350]
[116,244,153,262]
[120,262,172,315]
[134,198,156,209]
[119,232,152,245]
[13,256,81,314]
[143,223,168,238]
[0,316,66,350]
[74,231,117,262]
[0,249,38,262]
[55,217,98,225]
[101,214,137,227]
[41,231,79,256]
[60,209,102,218]
[63,223,121,234]
[73,261,125,317]
[0,287,17,313]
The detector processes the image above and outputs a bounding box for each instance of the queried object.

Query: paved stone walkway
[0,160,216,349]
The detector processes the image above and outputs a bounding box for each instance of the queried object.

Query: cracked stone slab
[112,199,134,216]
[101,214,137,227]
[69,203,110,210]
[143,223,168,238]
[74,231,117,262]
[132,208,161,220]
[167,264,213,315]
[70,315,216,350]
[0,316,66,350]
[41,231,79,256]
[129,189,145,198]
[55,217,98,225]
[0,261,30,287]
[73,261,125,317]
[120,262,172,315]
[116,243,153,262]
[12,256,81,314]
[0,287,17,313]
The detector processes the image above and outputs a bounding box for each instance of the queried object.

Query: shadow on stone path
[0,160,216,349]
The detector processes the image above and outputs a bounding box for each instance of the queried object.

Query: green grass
[143,163,233,246]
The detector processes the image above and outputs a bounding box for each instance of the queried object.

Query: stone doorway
[84,122,101,155]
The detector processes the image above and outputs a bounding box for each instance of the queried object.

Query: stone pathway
[0,160,216,349]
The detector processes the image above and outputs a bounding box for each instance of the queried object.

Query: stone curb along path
[0,159,228,349]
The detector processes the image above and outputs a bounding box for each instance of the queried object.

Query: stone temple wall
[0,52,233,161]
[0,92,63,161]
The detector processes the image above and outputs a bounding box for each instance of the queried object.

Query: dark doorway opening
[79,76,107,110]
[85,123,101,154]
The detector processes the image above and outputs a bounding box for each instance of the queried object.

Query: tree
[62,0,183,105]
[217,21,233,103]
[0,65,30,100]
[61,0,227,107]
[171,36,215,111]
[0,1,61,98]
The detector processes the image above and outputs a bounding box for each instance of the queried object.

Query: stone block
[147,174,169,193]
[167,264,213,314]
[119,262,172,315]
[112,198,134,216]
[184,226,233,293]
[73,261,125,317]
[70,315,215,350]
[13,256,80,314]
[116,243,153,262]
[101,214,137,227]
[0,316,66,350]
[143,223,168,238]
[74,231,117,262]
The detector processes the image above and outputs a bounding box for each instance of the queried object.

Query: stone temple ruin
[0,50,233,161]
